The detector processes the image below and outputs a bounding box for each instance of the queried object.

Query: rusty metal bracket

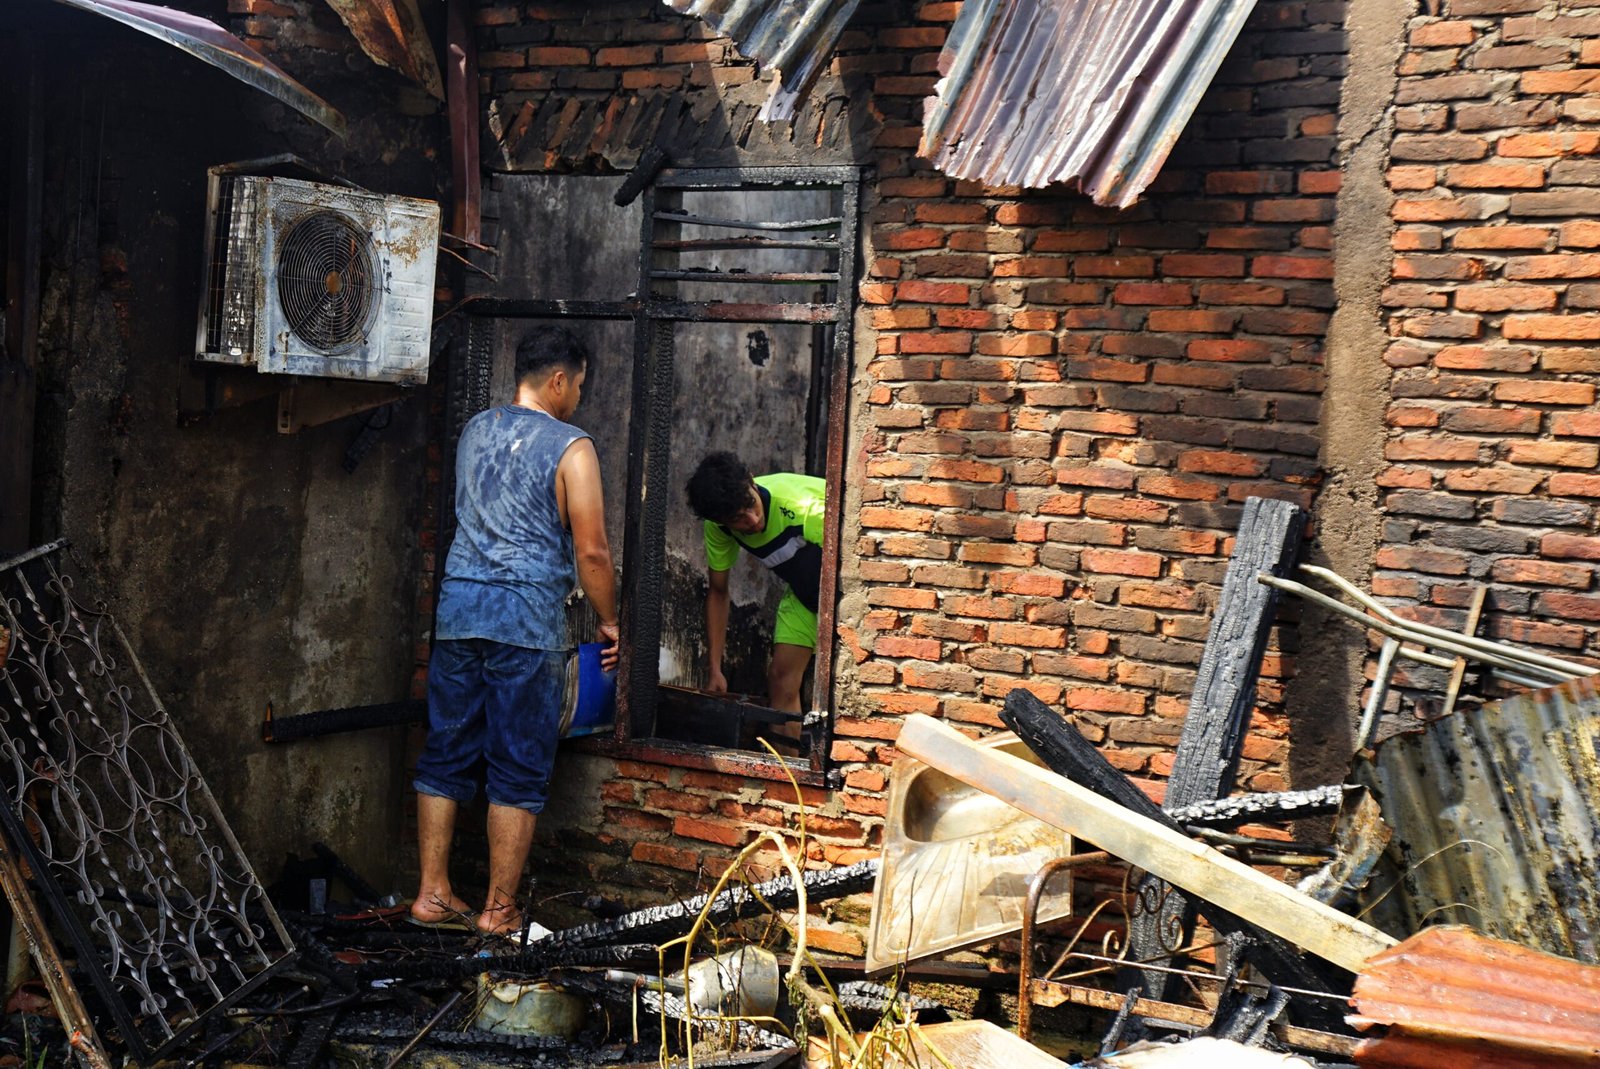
[1016,850,1110,1041]
[278,381,407,434]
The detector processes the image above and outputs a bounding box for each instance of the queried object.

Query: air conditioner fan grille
[275,210,377,352]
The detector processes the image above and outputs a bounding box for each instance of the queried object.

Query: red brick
[1446,163,1545,188]
[1442,468,1544,493]
[897,280,971,304]
[673,815,748,847]
[1252,255,1335,279]
[1453,225,1555,250]
[631,842,699,871]
[528,46,590,65]
[1553,412,1600,436]
[1065,687,1147,716]
[1509,441,1600,467]
[1074,256,1156,278]
[1490,559,1594,588]
[1081,549,1162,577]
[987,622,1067,648]
[1112,282,1192,305]
[1549,473,1600,497]
[1374,545,1470,575]
[1454,285,1557,311]
[1500,302,1600,336]
[1505,254,1600,279]
[1162,254,1246,277]
[1493,380,1597,404]
[1536,593,1600,621]
[1498,132,1600,157]
[1543,534,1600,561]
[1188,339,1274,362]
[1523,70,1600,95]
[1147,310,1237,332]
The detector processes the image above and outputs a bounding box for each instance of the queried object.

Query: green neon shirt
[703,473,826,612]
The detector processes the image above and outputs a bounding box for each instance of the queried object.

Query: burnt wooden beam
[1168,496,1307,804]
[1130,495,1307,1002]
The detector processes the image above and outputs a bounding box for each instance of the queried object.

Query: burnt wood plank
[1168,496,1307,806]
[1129,495,1307,1003]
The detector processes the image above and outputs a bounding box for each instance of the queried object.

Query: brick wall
[1379,0,1600,702]
[843,1,1345,795]
[478,0,1355,934]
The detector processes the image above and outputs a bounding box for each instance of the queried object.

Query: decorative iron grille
[0,542,294,1064]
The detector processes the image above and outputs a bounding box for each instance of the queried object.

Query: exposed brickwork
[1379,0,1600,694]
[845,0,1343,791]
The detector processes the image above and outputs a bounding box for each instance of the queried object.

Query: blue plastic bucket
[559,642,616,738]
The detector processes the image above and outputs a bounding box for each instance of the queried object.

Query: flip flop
[406,913,477,932]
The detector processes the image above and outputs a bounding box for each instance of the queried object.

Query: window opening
[457,167,858,785]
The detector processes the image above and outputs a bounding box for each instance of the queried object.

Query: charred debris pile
[4,497,1600,1067]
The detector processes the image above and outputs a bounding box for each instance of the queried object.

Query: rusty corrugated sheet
[919,0,1258,206]
[51,0,346,136]
[325,0,445,100]
[1350,926,1600,1068]
[1357,676,1600,963]
[662,0,859,119]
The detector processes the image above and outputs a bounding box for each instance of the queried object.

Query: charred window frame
[456,166,859,787]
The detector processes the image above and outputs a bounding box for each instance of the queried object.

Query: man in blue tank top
[411,327,618,938]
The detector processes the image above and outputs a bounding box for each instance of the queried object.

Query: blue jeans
[414,639,565,813]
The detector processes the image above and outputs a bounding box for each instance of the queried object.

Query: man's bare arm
[705,567,730,694]
[560,439,619,667]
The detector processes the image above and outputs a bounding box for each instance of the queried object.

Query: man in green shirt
[686,452,826,718]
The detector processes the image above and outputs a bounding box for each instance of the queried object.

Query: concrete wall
[16,2,447,893]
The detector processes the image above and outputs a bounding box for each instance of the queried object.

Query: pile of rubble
[5,500,1600,1067]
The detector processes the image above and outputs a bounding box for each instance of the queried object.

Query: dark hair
[686,452,754,522]
[514,326,588,385]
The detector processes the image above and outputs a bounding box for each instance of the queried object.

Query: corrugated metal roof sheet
[1356,676,1600,963]
[1350,926,1600,1068]
[51,0,346,136]
[918,0,1259,206]
[662,0,860,119]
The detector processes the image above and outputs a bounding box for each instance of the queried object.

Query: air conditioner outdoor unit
[195,173,438,384]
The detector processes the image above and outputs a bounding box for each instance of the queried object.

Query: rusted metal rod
[381,988,466,1069]
[1016,850,1110,1041]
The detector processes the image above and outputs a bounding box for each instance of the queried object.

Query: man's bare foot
[411,891,474,925]
[476,902,524,937]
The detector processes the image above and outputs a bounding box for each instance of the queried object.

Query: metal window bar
[0,542,294,1064]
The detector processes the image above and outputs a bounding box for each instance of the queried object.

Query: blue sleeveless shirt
[435,405,589,651]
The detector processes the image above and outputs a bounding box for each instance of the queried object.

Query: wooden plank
[1027,981,1360,1058]
[998,688,1348,1007]
[896,715,1396,974]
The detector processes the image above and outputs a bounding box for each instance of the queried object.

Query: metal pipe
[1017,850,1109,1041]
[1299,564,1597,678]
[1259,574,1574,684]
